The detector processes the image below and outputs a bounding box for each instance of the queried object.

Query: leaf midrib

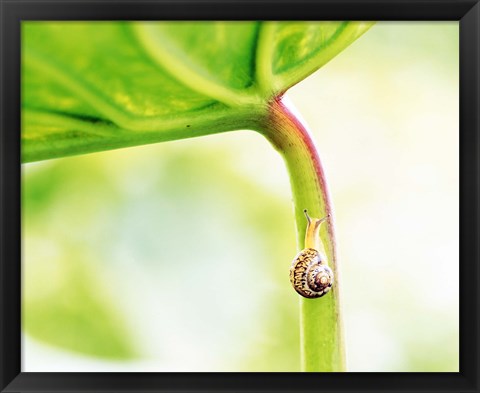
[130,23,266,108]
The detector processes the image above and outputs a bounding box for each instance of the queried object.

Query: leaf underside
[22,21,373,162]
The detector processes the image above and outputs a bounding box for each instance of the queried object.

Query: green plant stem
[254,96,345,371]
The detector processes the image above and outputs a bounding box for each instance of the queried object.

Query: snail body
[289,210,334,299]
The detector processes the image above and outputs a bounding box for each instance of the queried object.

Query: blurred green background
[22,21,459,372]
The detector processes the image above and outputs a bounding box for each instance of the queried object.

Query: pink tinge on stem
[267,95,338,267]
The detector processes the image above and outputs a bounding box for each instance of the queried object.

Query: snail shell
[290,248,334,298]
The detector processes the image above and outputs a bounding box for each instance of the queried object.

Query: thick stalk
[254,96,345,371]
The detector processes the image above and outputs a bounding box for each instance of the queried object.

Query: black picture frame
[1,0,478,392]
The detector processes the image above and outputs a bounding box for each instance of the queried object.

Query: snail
[289,209,334,299]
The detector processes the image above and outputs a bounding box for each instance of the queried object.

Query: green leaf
[22,161,138,359]
[22,21,372,162]
[23,242,137,359]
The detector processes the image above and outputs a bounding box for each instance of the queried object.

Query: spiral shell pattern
[289,248,334,298]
